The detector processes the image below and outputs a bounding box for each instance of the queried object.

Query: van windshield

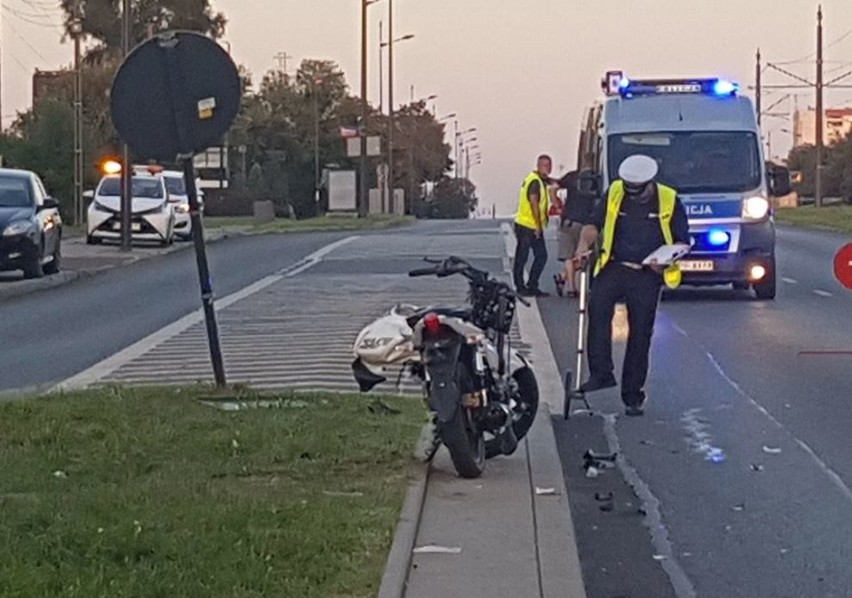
[608,131,761,194]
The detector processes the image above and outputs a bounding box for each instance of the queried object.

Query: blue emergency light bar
[605,72,740,98]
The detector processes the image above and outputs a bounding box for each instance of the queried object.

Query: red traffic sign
[834,243,852,289]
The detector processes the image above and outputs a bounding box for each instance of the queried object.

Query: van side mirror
[83,190,94,200]
[578,170,601,196]
[768,165,791,197]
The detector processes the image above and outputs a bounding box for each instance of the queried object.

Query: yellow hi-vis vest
[514,172,550,230]
[594,180,682,289]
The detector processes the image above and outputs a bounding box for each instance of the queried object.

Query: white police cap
[618,155,659,185]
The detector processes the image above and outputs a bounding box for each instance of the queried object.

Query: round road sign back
[110,31,241,162]
[833,243,852,290]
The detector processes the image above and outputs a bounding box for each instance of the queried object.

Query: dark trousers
[587,263,662,405]
[513,223,547,291]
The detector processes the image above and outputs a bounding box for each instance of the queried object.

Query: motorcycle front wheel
[440,404,485,479]
[485,366,539,459]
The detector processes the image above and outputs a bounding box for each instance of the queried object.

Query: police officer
[575,155,689,416]
[513,154,553,297]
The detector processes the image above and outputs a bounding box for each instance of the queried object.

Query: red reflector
[423,312,442,334]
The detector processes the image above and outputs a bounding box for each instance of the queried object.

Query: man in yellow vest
[574,155,689,416]
[513,154,553,296]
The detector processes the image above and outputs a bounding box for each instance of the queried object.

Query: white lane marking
[781,277,798,284]
[813,289,833,297]
[52,236,359,392]
[602,414,698,598]
[673,326,852,505]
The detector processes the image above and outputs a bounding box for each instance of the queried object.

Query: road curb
[0,230,239,303]
[377,461,430,598]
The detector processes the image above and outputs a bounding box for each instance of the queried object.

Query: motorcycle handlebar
[409,267,438,277]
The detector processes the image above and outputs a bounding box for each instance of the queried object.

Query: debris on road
[413,545,462,555]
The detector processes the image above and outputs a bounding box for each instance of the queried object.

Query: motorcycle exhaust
[487,403,518,456]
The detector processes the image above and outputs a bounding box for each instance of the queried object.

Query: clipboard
[641,243,691,266]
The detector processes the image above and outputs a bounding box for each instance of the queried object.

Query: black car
[0,169,62,279]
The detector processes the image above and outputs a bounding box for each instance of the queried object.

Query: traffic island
[0,386,424,597]
[775,205,852,233]
[203,214,414,235]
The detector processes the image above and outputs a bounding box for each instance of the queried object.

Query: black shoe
[624,394,647,417]
[553,275,565,297]
[578,375,617,393]
[517,286,534,297]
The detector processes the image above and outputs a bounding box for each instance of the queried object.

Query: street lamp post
[359,0,375,217]
[386,0,414,214]
[71,12,84,226]
[313,77,323,205]
[120,0,132,251]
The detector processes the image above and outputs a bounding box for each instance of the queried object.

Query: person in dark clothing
[513,155,553,296]
[574,155,690,416]
[554,170,597,297]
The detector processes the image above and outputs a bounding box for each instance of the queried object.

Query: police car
[577,72,792,299]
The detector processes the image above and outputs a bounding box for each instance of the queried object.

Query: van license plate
[679,260,714,272]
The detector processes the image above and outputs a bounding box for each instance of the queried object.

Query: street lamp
[359,0,382,216]
[312,77,324,204]
[455,127,476,178]
[386,1,415,214]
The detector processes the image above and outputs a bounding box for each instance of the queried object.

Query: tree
[0,100,75,215]
[426,177,477,219]
[60,0,226,60]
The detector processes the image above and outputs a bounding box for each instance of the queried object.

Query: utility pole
[387,0,394,215]
[755,48,761,127]
[72,2,84,226]
[313,78,322,205]
[453,119,459,179]
[120,0,132,251]
[378,21,383,115]
[273,51,292,74]
[815,4,824,207]
[359,0,369,216]
[752,7,852,207]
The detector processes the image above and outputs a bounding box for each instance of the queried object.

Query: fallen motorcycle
[351,256,539,478]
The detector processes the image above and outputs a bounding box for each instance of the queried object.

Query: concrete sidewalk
[381,222,587,598]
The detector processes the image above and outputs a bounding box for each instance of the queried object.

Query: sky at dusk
[5,0,852,214]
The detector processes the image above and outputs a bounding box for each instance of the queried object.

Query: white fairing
[353,306,528,378]
[353,313,418,376]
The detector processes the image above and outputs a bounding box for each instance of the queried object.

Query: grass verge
[0,386,424,597]
[775,205,852,234]
[204,214,414,234]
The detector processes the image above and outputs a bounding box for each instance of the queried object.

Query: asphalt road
[541,224,852,598]
[0,219,503,395]
[0,231,350,393]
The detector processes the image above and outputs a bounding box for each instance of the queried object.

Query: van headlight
[742,196,769,220]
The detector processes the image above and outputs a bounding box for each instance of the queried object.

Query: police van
[577,72,791,299]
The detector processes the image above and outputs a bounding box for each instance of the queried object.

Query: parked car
[0,168,62,279]
[160,170,203,240]
[86,173,175,245]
